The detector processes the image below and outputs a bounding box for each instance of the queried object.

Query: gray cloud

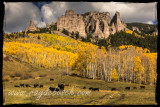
[41,2,68,24]
[41,2,157,24]
[4,2,157,33]
[4,2,41,33]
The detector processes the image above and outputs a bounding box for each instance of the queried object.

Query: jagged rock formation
[25,20,38,32]
[85,11,127,39]
[84,11,111,38]
[132,27,141,33]
[147,26,150,30]
[111,12,127,32]
[57,10,127,39]
[57,10,86,37]
[152,28,158,36]
[46,23,50,28]
[51,21,55,26]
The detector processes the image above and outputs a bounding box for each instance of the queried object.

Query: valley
[2,8,158,105]
[3,54,157,105]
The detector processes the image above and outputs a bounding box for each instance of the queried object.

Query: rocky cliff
[46,23,50,28]
[57,10,86,38]
[126,22,157,36]
[25,21,38,32]
[57,10,127,39]
[132,27,141,33]
[84,11,127,38]
[51,21,55,26]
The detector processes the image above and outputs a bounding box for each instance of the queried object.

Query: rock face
[132,27,141,33]
[51,21,55,26]
[46,23,50,28]
[57,10,86,37]
[147,26,150,30]
[152,28,158,36]
[111,12,127,32]
[25,20,38,32]
[57,10,127,39]
[85,11,127,39]
[84,11,112,38]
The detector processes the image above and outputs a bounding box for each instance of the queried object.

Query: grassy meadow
[3,32,158,105]
[3,54,157,105]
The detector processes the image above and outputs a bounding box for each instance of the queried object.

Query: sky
[3,2,157,33]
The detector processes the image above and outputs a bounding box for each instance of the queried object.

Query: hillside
[126,22,157,35]
[108,31,157,52]
[21,18,158,54]
[25,10,127,39]
[3,32,157,84]
[3,31,158,105]
[3,53,157,105]
[3,3,159,105]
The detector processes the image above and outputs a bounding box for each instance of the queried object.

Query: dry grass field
[3,54,157,105]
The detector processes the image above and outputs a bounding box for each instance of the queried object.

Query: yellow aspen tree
[134,56,145,84]
[111,68,118,81]
[148,59,157,85]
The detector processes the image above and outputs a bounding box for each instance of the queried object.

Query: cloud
[41,2,157,24]
[37,21,46,28]
[4,2,157,33]
[41,2,68,24]
[145,21,153,24]
[90,2,157,23]
[41,5,54,24]
[3,2,42,33]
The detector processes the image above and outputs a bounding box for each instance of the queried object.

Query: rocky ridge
[57,10,127,39]
[24,21,38,32]
[24,21,56,32]
[57,10,86,38]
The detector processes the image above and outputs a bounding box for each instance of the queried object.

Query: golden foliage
[3,41,78,69]
[134,56,145,73]
[125,30,142,37]
[3,75,11,82]
[111,68,118,81]
[3,33,157,85]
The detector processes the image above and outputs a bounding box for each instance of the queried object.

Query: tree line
[126,22,157,35]
[3,32,157,86]
[89,31,157,53]
[73,45,157,85]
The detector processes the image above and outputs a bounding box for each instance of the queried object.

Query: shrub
[5,72,14,78]
[3,75,11,82]
[13,78,18,81]
[14,72,22,77]
[61,71,68,76]
[37,35,41,40]
[75,31,79,39]
[20,73,33,80]
[39,74,47,77]
[62,29,69,36]
[10,74,15,78]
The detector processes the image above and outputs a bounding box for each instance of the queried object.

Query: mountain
[24,21,56,33]
[24,20,38,32]
[24,10,158,39]
[57,10,127,39]
[126,22,158,36]
[57,10,86,38]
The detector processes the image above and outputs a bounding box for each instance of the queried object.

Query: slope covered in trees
[108,31,157,52]
[126,22,157,35]
[3,33,103,74]
[3,32,157,85]
[93,31,157,53]
[73,44,157,85]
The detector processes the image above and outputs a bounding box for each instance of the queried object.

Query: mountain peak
[25,20,38,32]
[57,10,126,39]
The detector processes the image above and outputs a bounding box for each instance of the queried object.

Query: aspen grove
[3,33,157,85]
